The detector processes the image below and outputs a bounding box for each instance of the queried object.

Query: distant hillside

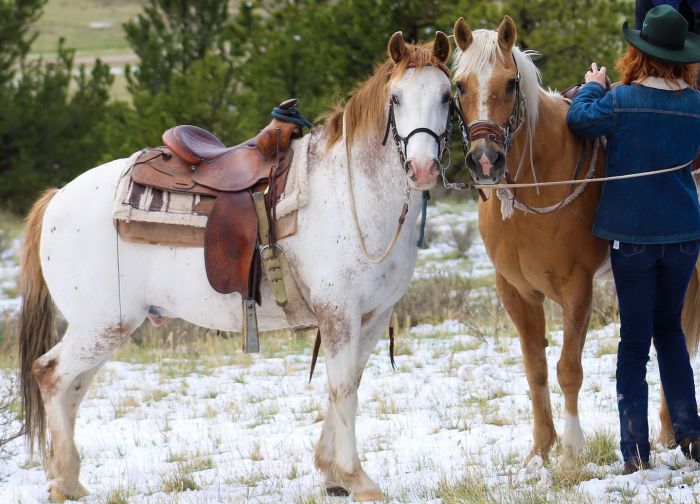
[32,0,146,54]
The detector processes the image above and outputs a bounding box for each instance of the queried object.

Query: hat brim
[623,21,700,64]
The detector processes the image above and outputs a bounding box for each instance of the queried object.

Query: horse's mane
[323,43,449,150]
[452,29,542,136]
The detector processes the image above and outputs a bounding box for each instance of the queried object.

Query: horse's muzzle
[406,157,439,190]
[466,145,506,185]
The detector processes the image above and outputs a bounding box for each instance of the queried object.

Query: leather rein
[346,64,453,265]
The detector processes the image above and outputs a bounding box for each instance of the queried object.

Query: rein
[344,112,410,265]
[448,159,693,191]
[344,90,451,264]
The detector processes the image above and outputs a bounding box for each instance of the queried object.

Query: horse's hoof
[352,489,385,501]
[326,485,350,496]
[657,430,678,449]
[49,482,89,502]
[562,444,583,465]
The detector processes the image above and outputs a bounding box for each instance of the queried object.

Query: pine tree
[0,1,115,212]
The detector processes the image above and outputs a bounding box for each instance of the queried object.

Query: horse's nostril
[410,173,418,182]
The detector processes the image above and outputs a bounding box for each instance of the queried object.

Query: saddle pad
[112,151,300,247]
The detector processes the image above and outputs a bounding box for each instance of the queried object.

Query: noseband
[381,94,453,170]
[454,54,525,156]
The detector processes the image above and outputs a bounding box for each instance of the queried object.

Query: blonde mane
[323,43,449,150]
[452,29,542,135]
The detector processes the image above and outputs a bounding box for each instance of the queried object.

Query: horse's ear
[433,31,450,63]
[497,15,517,51]
[388,31,407,63]
[453,17,473,52]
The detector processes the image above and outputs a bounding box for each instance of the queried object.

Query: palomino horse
[19,32,452,501]
[451,16,700,462]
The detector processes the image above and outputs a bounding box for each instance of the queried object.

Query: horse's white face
[386,31,452,191]
[389,67,452,191]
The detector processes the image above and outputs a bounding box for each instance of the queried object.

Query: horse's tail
[19,188,58,459]
[682,261,700,356]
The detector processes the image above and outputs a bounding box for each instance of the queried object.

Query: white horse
[18,32,452,501]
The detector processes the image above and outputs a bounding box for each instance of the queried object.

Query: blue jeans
[611,240,700,462]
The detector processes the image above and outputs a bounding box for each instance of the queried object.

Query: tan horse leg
[496,274,556,462]
[658,390,676,447]
[558,274,593,462]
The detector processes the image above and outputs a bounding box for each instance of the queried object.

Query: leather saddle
[129,99,304,298]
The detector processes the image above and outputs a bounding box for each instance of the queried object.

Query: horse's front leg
[495,273,556,462]
[314,302,387,501]
[558,272,594,462]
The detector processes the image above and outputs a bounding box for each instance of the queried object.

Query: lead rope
[343,112,409,264]
[479,157,693,191]
[417,191,429,248]
[498,137,600,218]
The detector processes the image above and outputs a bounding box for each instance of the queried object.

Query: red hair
[616,44,698,88]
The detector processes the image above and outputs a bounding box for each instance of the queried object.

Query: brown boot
[622,459,651,474]
[680,435,700,462]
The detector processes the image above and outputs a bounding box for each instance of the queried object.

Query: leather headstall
[381,95,453,171]
[453,53,525,156]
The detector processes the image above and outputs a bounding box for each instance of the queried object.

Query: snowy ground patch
[2,322,700,503]
[2,202,700,502]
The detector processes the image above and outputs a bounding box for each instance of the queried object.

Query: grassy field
[32,0,146,55]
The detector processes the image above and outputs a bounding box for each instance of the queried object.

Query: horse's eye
[391,95,400,106]
[506,78,517,93]
[441,92,451,103]
[456,83,464,94]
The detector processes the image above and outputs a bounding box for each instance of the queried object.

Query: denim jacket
[566,81,700,244]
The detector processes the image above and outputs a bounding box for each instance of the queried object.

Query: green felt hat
[623,4,700,64]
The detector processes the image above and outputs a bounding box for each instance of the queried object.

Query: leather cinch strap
[252,192,288,307]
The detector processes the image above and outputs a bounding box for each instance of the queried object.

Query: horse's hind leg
[558,273,594,461]
[33,320,137,501]
[495,273,555,462]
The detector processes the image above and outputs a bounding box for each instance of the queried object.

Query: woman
[566,5,700,473]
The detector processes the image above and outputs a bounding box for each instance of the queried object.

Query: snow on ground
[414,200,493,279]
[2,202,700,502]
[0,232,20,314]
[2,322,700,503]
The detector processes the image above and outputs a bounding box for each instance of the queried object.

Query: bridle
[347,64,453,264]
[453,54,526,162]
[381,65,453,172]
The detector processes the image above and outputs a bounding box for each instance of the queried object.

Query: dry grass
[450,221,477,257]
[437,469,591,504]
[32,0,146,54]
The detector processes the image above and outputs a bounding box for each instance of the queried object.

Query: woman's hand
[585,62,607,87]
